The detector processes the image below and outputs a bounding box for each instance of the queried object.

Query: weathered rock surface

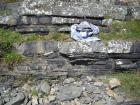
[0,15,112,33]
[0,0,139,34]
[109,78,121,89]
[18,0,138,20]
[0,16,18,26]
[0,3,7,10]
[5,93,25,105]
[36,81,51,95]
[6,2,21,15]
[117,101,140,105]
[59,41,133,54]
[0,75,139,105]
[0,40,140,105]
[16,41,134,56]
[1,41,136,77]
[15,25,49,34]
[57,85,83,101]
[63,78,75,84]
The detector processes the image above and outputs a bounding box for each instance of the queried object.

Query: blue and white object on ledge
[71,21,100,42]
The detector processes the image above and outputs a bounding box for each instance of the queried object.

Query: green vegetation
[0,27,139,98]
[4,52,25,66]
[31,89,47,97]
[0,10,12,16]
[100,20,140,41]
[0,28,70,43]
[0,28,22,57]
[106,71,140,98]
[0,0,21,3]
[23,32,71,42]
[0,20,140,65]
[24,20,140,41]
[0,28,25,67]
[0,28,71,65]
[0,28,22,44]
[31,90,39,97]
[46,32,71,41]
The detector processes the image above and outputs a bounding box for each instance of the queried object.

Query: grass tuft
[106,71,140,98]
[100,20,140,41]
[0,28,23,57]
[46,32,71,41]
[4,52,25,66]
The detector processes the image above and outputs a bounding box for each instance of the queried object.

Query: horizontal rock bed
[0,0,140,34]
[0,1,140,105]
[0,15,112,34]
[1,41,140,77]
[19,0,140,20]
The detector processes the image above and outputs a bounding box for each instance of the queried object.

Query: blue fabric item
[71,21,100,42]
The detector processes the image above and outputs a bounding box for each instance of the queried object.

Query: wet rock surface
[0,75,139,105]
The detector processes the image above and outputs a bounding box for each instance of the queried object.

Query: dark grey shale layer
[0,0,140,34]
[1,41,140,77]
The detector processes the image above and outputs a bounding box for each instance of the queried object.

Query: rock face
[16,41,133,56]
[19,0,105,17]
[19,0,140,20]
[0,0,139,34]
[0,40,138,77]
[0,75,139,105]
[37,81,51,95]
[0,16,18,26]
[59,41,133,54]
[5,93,25,105]
[57,86,83,101]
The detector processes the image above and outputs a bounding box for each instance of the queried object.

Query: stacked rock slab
[1,41,139,77]
[0,0,140,34]
[19,0,139,20]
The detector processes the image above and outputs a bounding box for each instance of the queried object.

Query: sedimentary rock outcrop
[1,41,139,77]
[0,0,139,34]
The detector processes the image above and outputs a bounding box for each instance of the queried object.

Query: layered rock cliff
[0,0,140,34]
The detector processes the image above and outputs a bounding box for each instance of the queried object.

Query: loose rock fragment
[109,78,121,89]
